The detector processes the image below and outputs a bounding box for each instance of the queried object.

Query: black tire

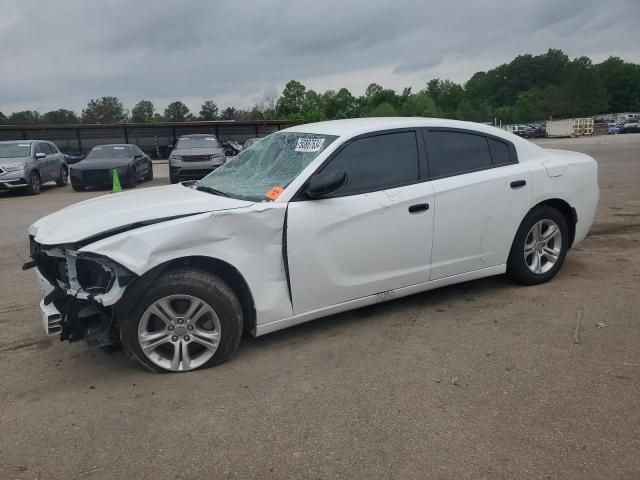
[72,183,85,192]
[24,171,41,195]
[507,205,569,285]
[169,173,179,184]
[124,167,138,188]
[56,165,69,187]
[143,161,154,181]
[120,269,243,373]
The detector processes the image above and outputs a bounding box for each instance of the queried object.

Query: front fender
[79,205,293,325]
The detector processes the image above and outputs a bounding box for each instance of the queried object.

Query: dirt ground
[0,135,638,479]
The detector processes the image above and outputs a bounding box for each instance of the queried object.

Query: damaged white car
[25,118,599,373]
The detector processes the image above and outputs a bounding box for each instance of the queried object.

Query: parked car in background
[70,144,152,191]
[27,118,598,372]
[169,134,226,183]
[221,140,243,157]
[0,140,68,195]
[510,124,531,136]
[63,151,85,164]
[608,122,623,134]
[620,119,640,134]
[243,137,262,149]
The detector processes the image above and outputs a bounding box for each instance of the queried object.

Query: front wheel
[143,161,154,181]
[24,171,41,195]
[120,269,243,373]
[507,206,569,285]
[56,165,69,187]
[124,167,138,188]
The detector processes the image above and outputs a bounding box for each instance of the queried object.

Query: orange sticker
[264,186,284,201]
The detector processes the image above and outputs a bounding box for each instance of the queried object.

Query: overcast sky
[1,0,639,115]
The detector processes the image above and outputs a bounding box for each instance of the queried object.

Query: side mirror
[306,170,347,199]
[134,154,143,159]
[35,152,46,159]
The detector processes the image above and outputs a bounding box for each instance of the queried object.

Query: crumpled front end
[26,235,137,347]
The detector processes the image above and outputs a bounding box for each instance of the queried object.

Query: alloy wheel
[137,294,221,371]
[524,219,562,274]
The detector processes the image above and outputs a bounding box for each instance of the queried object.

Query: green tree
[131,100,155,123]
[199,100,219,120]
[42,109,79,124]
[82,97,128,123]
[401,91,439,117]
[277,80,307,118]
[322,88,358,119]
[220,106,238,120]
[8,110,41,124]
[164,101,191,122]
[596,57,640,112]
[426,79,464,117]
[302,90,325,122]
[367,102,398,117]
[0,111,9,124]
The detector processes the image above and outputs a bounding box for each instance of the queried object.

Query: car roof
[178,134,217,138]
[285,117,511,137]
[283,117,545,160]
[91,144,133,148]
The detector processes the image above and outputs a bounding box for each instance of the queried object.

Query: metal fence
[0,120,302,158]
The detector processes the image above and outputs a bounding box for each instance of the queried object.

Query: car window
[488,138,511,166]
[48,143,59,154]
[320,131,419,196]
[35,143,46,155]
[426,131,493,178]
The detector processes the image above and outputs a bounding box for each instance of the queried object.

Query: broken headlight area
[26,236,138,347]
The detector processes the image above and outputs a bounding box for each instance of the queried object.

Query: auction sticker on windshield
[295,138,325,152]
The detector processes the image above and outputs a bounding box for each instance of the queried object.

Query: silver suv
[168,134,226,183]
[0,140,68,195]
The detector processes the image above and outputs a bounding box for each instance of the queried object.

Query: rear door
[287,130,434,315]
[424,129,533,280]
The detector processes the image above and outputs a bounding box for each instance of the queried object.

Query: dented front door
[286,182,435,316]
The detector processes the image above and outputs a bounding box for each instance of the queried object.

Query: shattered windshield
[197,132,338,201]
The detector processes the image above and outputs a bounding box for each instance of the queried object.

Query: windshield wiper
[195,184,230,197]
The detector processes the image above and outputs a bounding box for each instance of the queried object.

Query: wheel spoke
[151,298,179,325]
[534,222,542,241]
[524,243,536,256]
[542,224,558,242]
[140,332,170,353]
[184,299,205,322]
[543,247,559,261]
[181,341,192,370]
[191,328,220,351]
[171,342,181,370]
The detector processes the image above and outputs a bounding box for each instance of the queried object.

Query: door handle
[408,203,430,213]
[510,180,526,189]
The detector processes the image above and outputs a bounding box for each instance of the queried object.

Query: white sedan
[26,118,599,372]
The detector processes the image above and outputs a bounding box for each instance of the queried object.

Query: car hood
[0,156,30,166]
[29,184,253,246]
[71,158,131,169]
[171,147,224,156]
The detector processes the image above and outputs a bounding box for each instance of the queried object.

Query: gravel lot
[1,135,638,479]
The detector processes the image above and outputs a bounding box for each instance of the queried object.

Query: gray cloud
[0,0,638,114]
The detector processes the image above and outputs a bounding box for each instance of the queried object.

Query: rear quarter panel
[531,149,599,245]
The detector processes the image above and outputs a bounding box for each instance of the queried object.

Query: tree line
[1,50,639,126]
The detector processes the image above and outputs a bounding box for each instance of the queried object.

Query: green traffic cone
[111,169,122,193]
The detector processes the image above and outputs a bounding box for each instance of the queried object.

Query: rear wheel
[56,165,69,187]
[120,269,243,373]
[24,171,41,195]
[507,206,568,285]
